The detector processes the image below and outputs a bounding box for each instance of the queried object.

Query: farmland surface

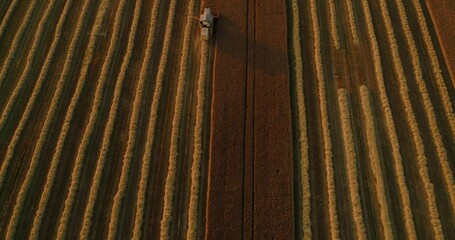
[0,0,454,239]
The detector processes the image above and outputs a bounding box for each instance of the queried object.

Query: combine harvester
[199,8,217,40]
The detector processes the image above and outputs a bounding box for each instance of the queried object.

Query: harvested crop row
[309,0,339,238]
[327,0,340,49]
[0,0,19,39]
[55,0,127,238]
[78,0,142,239]
[2,0,69,238]
[0,0,57,131]
[159,0,196,238]
[372,0,444,237]
[392,0,455,215]
[358,0,417,238]
[186,39,209,240]
[131,0,177,238]
[0,0,39,86]
[345,0,359,45]
[81,2,140,240]
[358,86,393,239]
[290,0,310,238]
[410,0,455,137]
[25,0,104,239]
[106,0,163,238]
[337,88,366,240]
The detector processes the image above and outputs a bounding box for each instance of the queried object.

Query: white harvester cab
[199,8,214,40]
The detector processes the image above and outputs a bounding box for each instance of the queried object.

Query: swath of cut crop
[358,1,417,239]
[309,0,339,238]
[410,0,455,137]
[0,0,57,131]
[106,0,163,238]
[345,0,359,45]
[290,0,310,238]
[0,0,19,39]
[2,0,71,239]
[0,0,39,87]
[56,0,127,237]
[363,0,444,238]
[131,0,177,238]
[393,0,455,215]
[26,0,105,239]
[186,39,209,240]
[327,0,340,49]
[79,0,142,239]
[159,0,196,239]
[337,88,366,240]
[359,86,393,239]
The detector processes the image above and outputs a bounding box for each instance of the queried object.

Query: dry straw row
[337,88,366,240]
[358,0,418,238]
[0,0,39,86]
[0,0,20,39]
[393,0,455,216]
[79,0,142,238]
[160,0,196,238]
[290,0,310,238]
[410,0,455,137]
[132,0,178,238]
[106,0,163,238]
[376,0,444,237]
[309,0,339,238]
[3,0,70,239]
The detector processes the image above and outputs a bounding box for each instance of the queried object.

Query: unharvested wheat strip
[337,89,366,240]
[0,0,19,39]
[2,1,72,239]
[359,1,416,238]
[345,0,359,45]
[291,0,310,239]
[327,0,340,49]
[26,0,105,239]
[106,0,162,238]
[131,0,176,238]
[360,0,442,237]
[0,0,58,131]
[79,0,142,239]
[377,0,445,237]
[0,0,39,86]
[186,40,209,240]
[358,86,393,239]
[159,0,196,239]
[55,0,126,238]
[393,0,455,214]
[309,0,339,238]
[410,0,455,137]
